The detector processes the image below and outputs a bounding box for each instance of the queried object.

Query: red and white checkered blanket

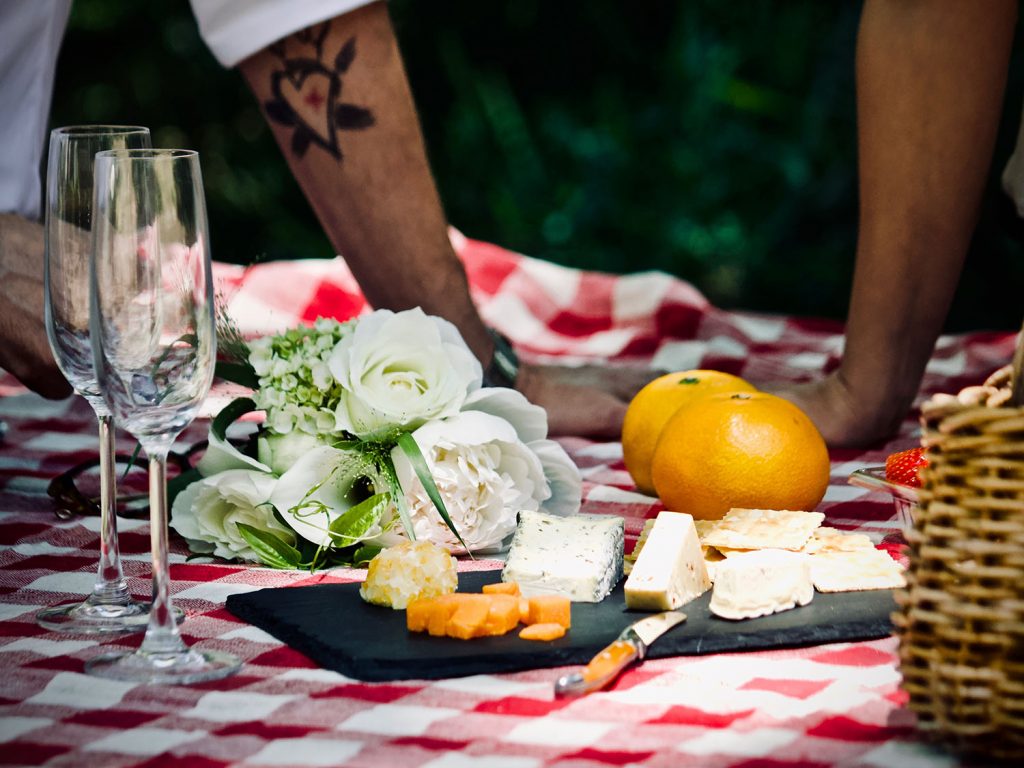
[0,232,1008,767]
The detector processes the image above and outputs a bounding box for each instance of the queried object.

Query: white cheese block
[501,509,624,602]
[624,511,711,611]
[709,549,813,620]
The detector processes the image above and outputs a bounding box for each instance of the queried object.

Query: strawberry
[885,447,928,488]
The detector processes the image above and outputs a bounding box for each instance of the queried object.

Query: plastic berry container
[847,466,919,531]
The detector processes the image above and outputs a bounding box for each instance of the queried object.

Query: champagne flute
[85,148,240,683]
[38,126,152,633]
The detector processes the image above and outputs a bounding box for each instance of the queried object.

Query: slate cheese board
[226,570,896,682]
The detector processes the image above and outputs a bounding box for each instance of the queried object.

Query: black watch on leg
[482,328,519,389]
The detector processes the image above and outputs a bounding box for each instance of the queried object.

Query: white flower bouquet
[169,308,582,569]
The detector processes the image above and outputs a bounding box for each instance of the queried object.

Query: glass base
[85,647,242,685]
[36,599,183,634]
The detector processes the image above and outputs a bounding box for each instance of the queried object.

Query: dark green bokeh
[49,0,1024,331]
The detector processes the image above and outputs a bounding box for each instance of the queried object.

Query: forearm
[237,1,492,361]
[842,0,1016,412]
[0,214,70,398]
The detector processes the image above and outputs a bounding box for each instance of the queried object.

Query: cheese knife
[553,610,686,697]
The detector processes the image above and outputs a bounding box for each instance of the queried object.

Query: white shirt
[0,0,72,219]
[189,0,373,68]
[0,0,372,219]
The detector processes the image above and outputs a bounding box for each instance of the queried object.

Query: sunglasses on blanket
[47,444,204,520]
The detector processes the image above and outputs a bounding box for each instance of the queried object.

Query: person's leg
[779,0,1018,447]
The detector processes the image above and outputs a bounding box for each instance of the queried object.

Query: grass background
[50,0,1024,331]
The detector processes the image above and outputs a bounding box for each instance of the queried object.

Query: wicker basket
[894,366,1024,759]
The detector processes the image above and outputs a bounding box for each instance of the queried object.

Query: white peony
[269,445,398,547]
[390,407,582,552]
[460,386,582,517]
[170,469,293,561]
[328,308,481,440]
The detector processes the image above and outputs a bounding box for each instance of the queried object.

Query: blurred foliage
[51,0,1024,330]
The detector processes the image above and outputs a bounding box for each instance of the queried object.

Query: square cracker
[694,520,717,540]
[624,518,657,575]
[715,547,754,558]
[810,548,906,592]
[698,508,824,551]
[799,526,875,555]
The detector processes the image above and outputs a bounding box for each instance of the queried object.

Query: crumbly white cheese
[624,511,711,611]
[709,549,813,620]
[501,509,624,602]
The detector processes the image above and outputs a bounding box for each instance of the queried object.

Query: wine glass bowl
[45,126,151,404]
[37,125,152,634]
[85,148,240,684]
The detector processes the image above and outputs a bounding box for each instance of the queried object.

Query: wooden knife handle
[554,640,640,697]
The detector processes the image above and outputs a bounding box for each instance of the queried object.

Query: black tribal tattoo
[263,23,375,160]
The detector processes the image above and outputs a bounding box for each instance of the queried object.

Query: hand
[770,371,908,449]
[516,362,660,439]
[0,214,72,399]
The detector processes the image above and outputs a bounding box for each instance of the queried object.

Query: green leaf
[236,522,302,569]
[396,432,472,555]
[122,442,143,480]
[167,467,201,507]
[215,360,260,389]
[328,492,390,546]
[211,397,257,442]
[329,439,363,452]
[381,454,415,540]
[351,544,382,567]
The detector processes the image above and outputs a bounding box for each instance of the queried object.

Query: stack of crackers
[627,508,905,593]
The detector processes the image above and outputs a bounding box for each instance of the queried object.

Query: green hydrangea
[249,317,354,436]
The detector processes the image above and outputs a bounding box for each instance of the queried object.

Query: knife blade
[553,610,686,697]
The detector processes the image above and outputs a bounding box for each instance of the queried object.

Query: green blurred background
[51,0,1024,331]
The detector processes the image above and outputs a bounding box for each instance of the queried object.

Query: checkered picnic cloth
[0,231,1010,767]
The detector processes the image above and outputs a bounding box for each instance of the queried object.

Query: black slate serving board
[226,570,896,682]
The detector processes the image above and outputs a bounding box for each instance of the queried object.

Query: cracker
[624,518,657,575]
[715,547,755,558]
[810,548,906,592]
[694,520,717,540]
[698,508,824,551]
[799,526,874,555]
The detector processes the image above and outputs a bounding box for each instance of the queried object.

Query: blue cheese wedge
[709,549,813,620]
[624,511,711,611]
[501,509,624,602]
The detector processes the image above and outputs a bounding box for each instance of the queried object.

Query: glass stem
[90,413,130,605]
[140,448,186,656]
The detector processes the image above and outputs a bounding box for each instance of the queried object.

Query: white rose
[390,409,580,552]
[328,308,481,439]
[257,430,334,475]
[170,469,293,562]
[270,445,398,547]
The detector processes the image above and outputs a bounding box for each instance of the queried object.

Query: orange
[650,391,830,520]
[622,370,756,494]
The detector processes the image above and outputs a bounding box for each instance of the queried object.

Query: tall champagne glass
[38,126,152,633]
[85,148,240,684]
